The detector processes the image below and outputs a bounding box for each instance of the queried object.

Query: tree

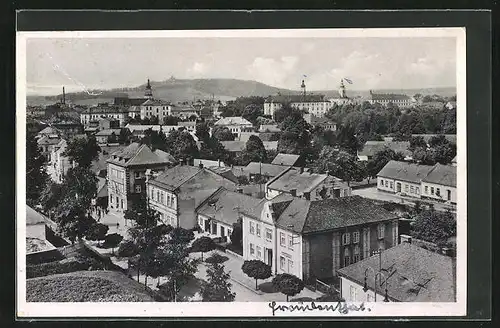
[240,135,267,165]
[410,209,456,247]
[242,104,263,126]
[118,128,132,145]
[314,147,363,186]
[366,147,405,180]
[62,167,98,212]
[191,236,216,261]
[26,132,48,205]
[272,273,305,301]
[241,260,272,290]
[168,227,195,245]
[212,126,235,141]
[39,181,63,215]
[236,175,249,185]
[140,128,169,152]
[163,115,179,126]
[408,136,427,152]
[195,122,210,142]
[164,130,199,162]
[201,261,235,302]
[103,233,123,255]
[337,125,361,155]
[86,222,109,246]
[107,132,118,144]
[199,135,229,163]
[117,240,139,257]
[54,197,96,244]
[63,136,100,168]
[230,219,243,248]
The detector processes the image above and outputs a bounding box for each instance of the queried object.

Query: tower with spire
[301,79,306,99]
[145,79,153,99]
[339,79,347,98]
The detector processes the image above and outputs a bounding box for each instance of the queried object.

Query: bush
[26,257,91,278]
[117,240,139,258]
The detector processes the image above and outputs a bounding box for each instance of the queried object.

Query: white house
[376,160,434,198]
[214,117,254,138]
[421,163,456,204]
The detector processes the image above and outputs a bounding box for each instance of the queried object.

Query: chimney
[400,234,412,244]
[304,191,310,200]
[218,159,221,167]
[62,86,66,105]
[290,189,297,197]
[300,166,304,174]
[199,163,204,169]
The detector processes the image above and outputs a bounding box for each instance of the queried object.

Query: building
[377,161,434,198]
[265,167,351,201]
[303,114,338,131]
[196,187,265,243]
[27,106,46,118]
[242,195,399,280]
[220,141,278,155]
[243,162,291,183]
[214,117,254,138]
[259,124,281,133]
[169,105,200,120]
[367,91,415,108]
[146,163,238,229]
[95,129,122,144]
[114,96,147,107]
[178,121,197,133]
[271,153,302,166]
[445,101,457,110]
[80,104,129,127]
[235,131,261,142]
[139,99,172,121]
[91,144,127,178]
[357,141,412,161]
[36,126,60,140]
[37,135,61,162]
[337,241,456,302]
[421,163,456,204]
[106,143,174,212]
[50,139,76,183]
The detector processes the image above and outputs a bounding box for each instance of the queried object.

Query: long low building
[377,160,456,204]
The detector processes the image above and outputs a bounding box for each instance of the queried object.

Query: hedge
[26,257,91,279]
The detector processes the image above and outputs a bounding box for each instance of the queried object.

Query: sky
[25,37,457,95]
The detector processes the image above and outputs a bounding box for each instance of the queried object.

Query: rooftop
[358,141,412,158]
[149,165,203,191]
[197,188,266,225]
[244,162,291,177]
[214,117,253,126]
[422,163,456,187]
[95,129,122,137]
[271,153,301,166]
[377,160,434,184]
[337,242,456,302]
[369,92,412,101]
[267,168,331,194]
[266,94,327,103]
[26,205,47,225]
[221,140,278,152]
[259,124,281,133]
[141,98,171,106]
[107,142,170,167]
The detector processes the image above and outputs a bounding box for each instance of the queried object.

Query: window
[265,228,272,241]
[380,179,384,187]
[367,294,374,302]
[250,243,255,255]
[353,245,360,263]
[135,185,141,193]
[256,246,262,259]
[167,195,171,207]
[378,223,385,239]
[288,259,294,272]
[385,180,388,187]
[280,256,286,270]
[350,286,357,302]
[425,186,428,194]
[416,187,420,194]
[256,224,261,237]
[134,171,141,179]
[280,232,286,246]
[344,248,351,267]
[353,231,360,244]
[436,188,441,197]
[160,192,164,204]
[410,186,414,193]
[390,182,394,189]
[342,233,351,245]
[431,187,435,195]
[405,184,409,192]
[250,222,255,235]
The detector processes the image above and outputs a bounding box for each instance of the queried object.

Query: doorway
[266,248,273,267]
[396,182,401,193]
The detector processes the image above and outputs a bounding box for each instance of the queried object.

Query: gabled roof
[106,142,170,167]
[377,160,434,184]
[26,205,46,225]
[141,98,170,106]
[149,165,203,191]
[358,141,412,158]
[422,163,456,187]
[38,127,59,136]
[153,149,176,164]
[244,162,290,177]
[214,117,253,126]
[197,188,266,226]
[337,243,456,302]
[206,166,239,184]
[271,153,301,166]
[267,168,332,194]
[265,94,326,103]
[37,136,61,146]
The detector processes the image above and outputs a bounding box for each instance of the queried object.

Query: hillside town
[26,77,457,303]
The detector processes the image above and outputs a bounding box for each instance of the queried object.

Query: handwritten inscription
[268,301,371,316]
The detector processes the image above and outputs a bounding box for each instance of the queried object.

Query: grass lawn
[27,270,155,302]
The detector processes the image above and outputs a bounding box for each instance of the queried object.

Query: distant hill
[26,78,456,106]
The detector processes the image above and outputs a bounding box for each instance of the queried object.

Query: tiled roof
[221,141,278,152]
[370,92,411,101]
[141,98,170,106]
[95,129,122,137]
[265,94,327,103]
[38,127,59,135]
[377,160,434,184]
[125,124,162,132]
[206,166,239,184]
[107,142,170,167]
[271,153,301,166]
[37,136,61,146]
[153,149,176,164]
[197,188,266,226]
[358,141,412,158]
[267,168,330,194]
[149,165,202,191]
[337,242,456,302]
[83,105,128,114]
[422,163,456,187]
[214,117,253,126]
[244,162,291,177]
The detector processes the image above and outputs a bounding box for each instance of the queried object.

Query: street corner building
[241,194,400,281]
[337,241,456,302]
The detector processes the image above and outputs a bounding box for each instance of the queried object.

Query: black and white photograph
[17,27,466,317]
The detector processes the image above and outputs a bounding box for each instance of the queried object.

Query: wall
[306,232,333,280]
[340,277,385,302]
[377,177,396,193]
[243,214,275,270]
[265,187,282,200]
[396,180,421,198]
[197,214,233,242]
[421,182,456,203]
[275,227,303,279]
[148,184,178,227]
[107,163,127,211]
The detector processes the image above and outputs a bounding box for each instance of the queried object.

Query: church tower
[145,79,153,99]
[301,79,306,99]
[339,79,346,98]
